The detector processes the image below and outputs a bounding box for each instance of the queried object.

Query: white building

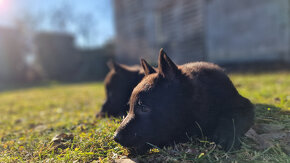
[113,0,290,64]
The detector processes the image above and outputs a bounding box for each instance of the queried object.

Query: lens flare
[0,0,7,12]
[0,0,4,7]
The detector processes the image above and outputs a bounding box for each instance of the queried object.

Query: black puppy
[114,49,254,154]
[96,60,155,117]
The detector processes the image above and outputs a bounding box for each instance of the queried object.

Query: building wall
[114,0,150,64]
[206,0,290,63]
[114,0,206,64]
[154,0,206,64]
[114,0,290,64]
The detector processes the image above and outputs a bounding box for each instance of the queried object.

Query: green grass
[0,72,289,162]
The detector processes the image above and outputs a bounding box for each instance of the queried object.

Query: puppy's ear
[107,60,117,70]
[140,59,156,76]
[158,48,179,79]
[107,60,127,73]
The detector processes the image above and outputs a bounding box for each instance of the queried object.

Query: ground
[0,72,289,162]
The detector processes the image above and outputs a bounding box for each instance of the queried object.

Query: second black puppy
[97,60,155,117]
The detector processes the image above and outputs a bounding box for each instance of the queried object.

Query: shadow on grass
[0,82,52,93]
[0,80,102,93]
[254,103,290,123]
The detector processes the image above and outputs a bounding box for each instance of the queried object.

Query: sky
[0,0,115,47]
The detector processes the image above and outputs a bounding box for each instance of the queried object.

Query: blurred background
[0,0,289,86]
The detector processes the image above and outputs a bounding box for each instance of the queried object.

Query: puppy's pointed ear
[107,60,117,70]
[140,59,156,76]
[107,60,126,73]
[158,48,179,79]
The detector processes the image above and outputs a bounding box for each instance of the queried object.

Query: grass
[0,72,289,162]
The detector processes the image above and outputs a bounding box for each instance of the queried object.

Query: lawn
[0,72,289,162]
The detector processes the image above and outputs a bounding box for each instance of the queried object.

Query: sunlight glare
[0,0,7,12]
[0,0,4,8]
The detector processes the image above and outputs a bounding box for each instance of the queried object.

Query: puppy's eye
[138,100,142,106]
[137,100,150,113]
[140,106,150,113]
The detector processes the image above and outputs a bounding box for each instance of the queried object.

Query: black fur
[114,49,255,154]
[96,60,155,117]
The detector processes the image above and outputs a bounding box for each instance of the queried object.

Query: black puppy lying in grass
[96,60,156,117]
[114,49,255,154]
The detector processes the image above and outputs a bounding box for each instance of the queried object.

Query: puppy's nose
[113,132,122,143]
